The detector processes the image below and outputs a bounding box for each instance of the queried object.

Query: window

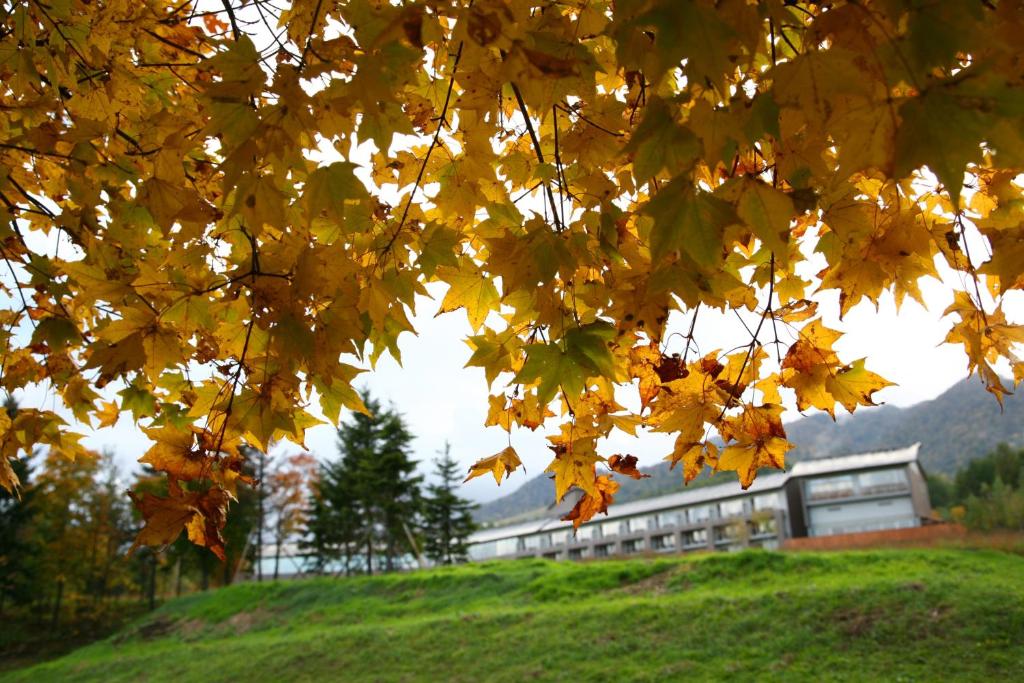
[658,511,683,528]
[538,533,552,549]
[468,541,497,560]
[496,538,519,556]
[806,475,856,501]
[568,547,588,560]
[601,521,619,538]
[688,505,711,524]
[714,525,740,542]
[523,535,540,550]
[749,517,776,536]
[857,468,908,495]
[550,530,569,546]
[594,544,612,558]
[718,498,745,518]
[622,538,645,554]
[651,534,676,551]
[619,519,632,535]
[647,516,660,531]
[683,528,708,547]
[752,493,779,511]
[542,551,559,560]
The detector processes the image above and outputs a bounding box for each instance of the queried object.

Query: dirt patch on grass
[834,607,884,638]
[217,608,272,636]
[616,566,682,597]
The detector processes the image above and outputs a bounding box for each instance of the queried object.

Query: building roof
[468,443,922,544]
[788,443,920,478]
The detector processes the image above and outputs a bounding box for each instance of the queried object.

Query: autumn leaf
[607,454,650,480]
[464,446,522,485]
[437,265,501,332]
[2,0,1021,558]
[718,404,793,489]
[562,474,619,530]
[545,448,604,502]
[665,438,719,485]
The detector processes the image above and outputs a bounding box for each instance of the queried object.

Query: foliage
[304,393,421,573]
[954,442,1024,501]
[5,550,1024,681]
[263,451,317,580]
[0,457,38,611]
[935,443,1024,531]
[421,443,478,565]
[1,0,1024,552]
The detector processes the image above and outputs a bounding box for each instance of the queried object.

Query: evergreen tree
[305,393,421,574]
[0,457,38,614]
[422,443,478,566]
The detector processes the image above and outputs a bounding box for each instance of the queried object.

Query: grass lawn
[3,549,1023,682]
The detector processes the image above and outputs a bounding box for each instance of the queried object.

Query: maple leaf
[437,265,501,332]
[562,474,619,530]
[607,454,650,480]
[464,446,522,485]
[665,438,719,485]
[718,404,793,489]
[3,0,1023,560]
[545,447,604,502]
[94,401,121,429]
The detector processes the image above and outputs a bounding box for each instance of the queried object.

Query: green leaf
[304,162,369,224]
[624,98,701,181]
[894,90,985,206]
[646,177,736,266]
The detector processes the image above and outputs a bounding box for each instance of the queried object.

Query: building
[466,444,932,562]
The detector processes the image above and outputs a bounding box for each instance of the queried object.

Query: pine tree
[306,393,422,574]
[422,443,479,566]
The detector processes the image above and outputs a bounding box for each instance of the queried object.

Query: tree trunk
[50,578,64,633]
[175,557,183,596]
[148,557,157,611]
[256,451,265,582]
[273,529,282,581]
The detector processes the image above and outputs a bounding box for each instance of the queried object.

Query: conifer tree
[422,443,479,566]
[308,394,421,574]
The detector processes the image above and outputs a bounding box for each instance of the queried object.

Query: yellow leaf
[95,400,121,428]
[562,474,619,530]
[437,266,500,332]
[464,446,522,485]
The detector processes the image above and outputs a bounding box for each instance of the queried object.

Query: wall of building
[467,453,933,563]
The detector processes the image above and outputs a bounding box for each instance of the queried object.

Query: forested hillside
[476,378,1024,524]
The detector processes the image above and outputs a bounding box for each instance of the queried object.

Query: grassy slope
[5,549,1023,682]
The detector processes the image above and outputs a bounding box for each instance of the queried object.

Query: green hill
[476,377,1024,524]
[5,549,1023,682]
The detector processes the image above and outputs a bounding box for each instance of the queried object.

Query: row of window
[805,468,909,502]
[469,517,779,560]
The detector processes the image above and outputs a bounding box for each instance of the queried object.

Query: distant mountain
[473,377,1024,525]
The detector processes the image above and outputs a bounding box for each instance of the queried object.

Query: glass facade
[718,498,745,518]
[651,534,676,551]
[683,528,708,547]
[688,505,711,523]
[806,474,856,501]
[857,468,908,495]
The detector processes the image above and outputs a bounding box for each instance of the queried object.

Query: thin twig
[510,83,563,232]
[380,42,464,259]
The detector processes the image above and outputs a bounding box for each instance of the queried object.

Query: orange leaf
[607,454,650,480]
[562,475,619,530]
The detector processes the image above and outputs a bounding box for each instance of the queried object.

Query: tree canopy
[1,0,1023,557]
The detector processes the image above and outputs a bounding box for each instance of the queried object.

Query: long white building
[466,444,932,562]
